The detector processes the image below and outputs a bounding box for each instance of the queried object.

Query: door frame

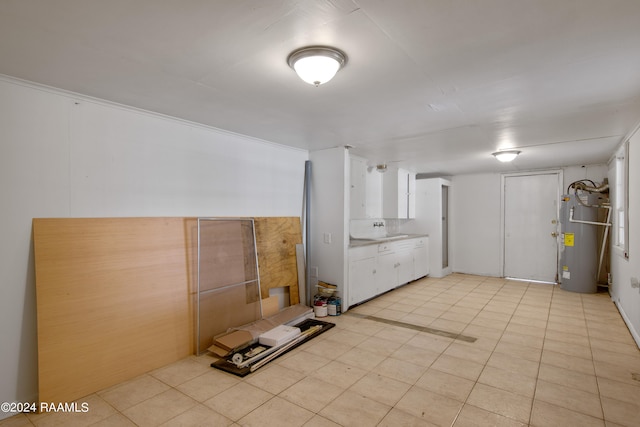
[500,169,563,282]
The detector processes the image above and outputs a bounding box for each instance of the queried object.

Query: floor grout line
[345,311,478,342]
[5,274,640,427]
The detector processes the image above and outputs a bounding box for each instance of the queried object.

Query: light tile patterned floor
[3,274,640,426]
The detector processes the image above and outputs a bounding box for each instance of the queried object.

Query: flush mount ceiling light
[287,46,347,86]
[376,164,388,173]
[492,150,521,162]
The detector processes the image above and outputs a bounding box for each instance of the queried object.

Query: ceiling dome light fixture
[376,164,388,173]
[287,46,347,86]
[492,150,521,162]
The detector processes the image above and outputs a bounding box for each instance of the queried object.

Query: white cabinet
[376,243,397,293]
[366,169,383,218]
[383,168,416,219]
[349,256,377,305]
[350,157,417,220]
[350,157,367,219]
[348,236,429,308]
[350,156,382,219]
[413,237,429,279]
[394,239,415,286]
[348,242,398,307]
[348,245,377,305]
[408,171,416,218]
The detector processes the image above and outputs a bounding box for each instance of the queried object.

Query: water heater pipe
[568,205,612,282]
[571,181,609,193]
[569,207,612,227]
[597,206,612,280]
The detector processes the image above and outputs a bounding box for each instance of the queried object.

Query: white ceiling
[1,0,640,176]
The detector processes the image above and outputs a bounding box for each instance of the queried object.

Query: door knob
[551,232,558,237]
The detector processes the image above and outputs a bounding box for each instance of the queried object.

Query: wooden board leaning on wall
[32,216,303,405]
[254,217,301,305]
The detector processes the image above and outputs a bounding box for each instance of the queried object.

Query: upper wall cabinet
[383,168,416,219]
[350,157,366,219]
[350,156,382,219]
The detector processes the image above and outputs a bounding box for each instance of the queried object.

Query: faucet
[373,222,384,228]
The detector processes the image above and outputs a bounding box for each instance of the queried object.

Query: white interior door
[503,172,561,283]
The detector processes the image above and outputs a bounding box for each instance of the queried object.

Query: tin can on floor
[327,296,341,316]
[313,297,328,317]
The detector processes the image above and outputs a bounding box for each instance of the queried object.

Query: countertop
[349,233,428,248]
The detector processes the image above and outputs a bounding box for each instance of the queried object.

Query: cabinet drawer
[413,237,426,248]
[378,243,393,253]
[350,245,378,260]
[394,240,414,252]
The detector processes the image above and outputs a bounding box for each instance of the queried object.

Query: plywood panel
[254,217,302,304]
[33,218,192,404]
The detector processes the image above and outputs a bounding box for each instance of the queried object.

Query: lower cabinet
[348,246,377,306]
[376,243,397,294]
[348,236,429,308]
[395,240,415,287]
[413,237,429,278]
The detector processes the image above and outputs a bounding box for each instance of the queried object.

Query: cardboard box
[214,330,253,351]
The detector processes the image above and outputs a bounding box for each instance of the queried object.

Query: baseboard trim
[614,299,640,349]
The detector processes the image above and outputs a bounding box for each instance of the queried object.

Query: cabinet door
[407,171,416,219]
[376,250,397,293]
[382,169,400,218]
[395,241,415,285]
[397,169,410,218]
[413,238,429,279]
[365,168,383,218]
[349,256,376,305]
[382,168,416,219]
[350,157,367,219]
[348,245,378,306]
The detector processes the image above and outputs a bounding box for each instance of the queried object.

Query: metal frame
[196,217,262,355]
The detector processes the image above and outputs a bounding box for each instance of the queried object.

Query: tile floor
[3,273,640,426]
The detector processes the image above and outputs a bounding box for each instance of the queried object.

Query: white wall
[0,76,307,415]
[563,164,610,192]
[450,165,609,277]
[450,173,503,276]
[610,130,640,347]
